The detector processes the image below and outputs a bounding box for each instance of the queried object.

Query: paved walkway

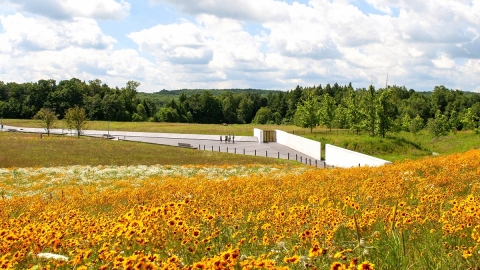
[1,125,324,167]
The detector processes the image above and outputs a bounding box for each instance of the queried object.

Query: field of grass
[1,150,480,269]
[1,119,300,136]
[0,132,293,168]
[3,119,480,163]
[303,130,480,162]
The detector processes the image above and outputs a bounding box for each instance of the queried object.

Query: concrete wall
[275,130,321,160]
[253,128,263,144]
[325,144,391,168]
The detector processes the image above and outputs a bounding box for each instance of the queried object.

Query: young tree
[401,114,412,132]
[64,106,88,137]
[33,108,58,136]
[295,92,319,132]
[334,104,349,129]
[344,89,363,134]
[376,89,395,138]
[410,114,424,135]
[362,85,377,136]
[461,108,478,130]
[319,94,336,131]
[427,110,450,137]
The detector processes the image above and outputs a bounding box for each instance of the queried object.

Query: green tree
[64,106,88,137]
[334,104,348,129]
[362,85,377,136]
[461,108,478,130]
[344,88,363,134]
[410,114,424,135]
[102,93,126,121]
[221,92,238,124]
[376,89,395,138]
[295,92,319,132]
[154,107,180,122]
[448,110,462,131]
[124,81,140,115]
[252,107,272,124]
[33,108,58,136]
[49,78,86,118]
[131,104,147,122]
[237,97,254,124]
[270,112,282,125]
[319,94,336,131]
[401,114,411,132]
[427,110,450,137]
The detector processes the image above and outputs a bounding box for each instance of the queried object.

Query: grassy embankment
[0,132,293,168]
[4,119,480,163]
[303,129,480,162]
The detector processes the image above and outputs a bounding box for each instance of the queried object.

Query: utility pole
[386,70,389,89]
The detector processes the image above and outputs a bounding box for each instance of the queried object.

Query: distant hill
[137,89,283,106]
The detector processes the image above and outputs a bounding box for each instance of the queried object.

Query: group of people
[220,134,234,143]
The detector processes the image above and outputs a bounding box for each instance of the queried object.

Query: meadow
[1,148,480,269]
[5,119,480,162]
[2,120,480,269]
[0,132,289,168]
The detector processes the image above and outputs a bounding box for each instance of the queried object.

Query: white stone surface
[275,129,321,160]
[254,128,263,144]
[325,144,391,168]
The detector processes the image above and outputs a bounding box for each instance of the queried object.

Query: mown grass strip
[0,132,296,167]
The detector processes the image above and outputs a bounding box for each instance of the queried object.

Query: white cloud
[0,14,116,53]
[1,0,480,92]
[152,0,290,23]
[128,21,213,65]
[130,0,480,90]
[0,0,130,20]
[0,46,165,91]
[432,54,456,69]
[128,14,269,69]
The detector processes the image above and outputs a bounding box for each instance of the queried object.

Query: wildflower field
[1,150,480,269]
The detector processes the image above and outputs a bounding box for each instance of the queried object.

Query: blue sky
[0,0,479,93]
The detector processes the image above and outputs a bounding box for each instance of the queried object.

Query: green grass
[2,119,303,136]
[4,119,480,163]
[0,132,296,168]
[305,130,480,162]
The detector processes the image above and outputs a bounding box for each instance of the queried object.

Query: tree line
[1,78,480,137]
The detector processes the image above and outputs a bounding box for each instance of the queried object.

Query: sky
[0,0,479,93]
